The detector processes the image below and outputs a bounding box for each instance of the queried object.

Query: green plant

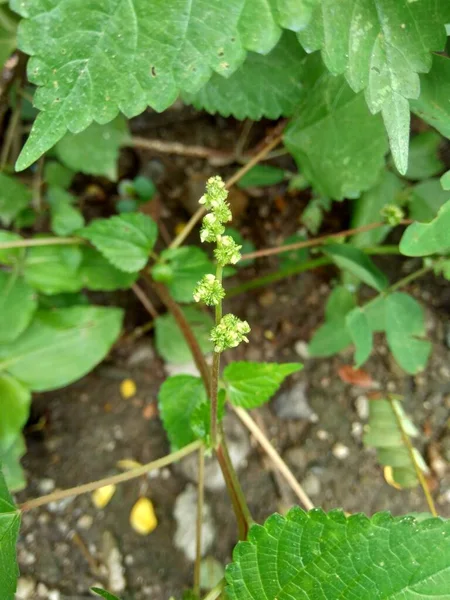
[1,2,450,598]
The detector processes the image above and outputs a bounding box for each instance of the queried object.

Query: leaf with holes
[0,466,20,600]
[226,507,450,599]
[400,199,450,257]
[0,306,123,391]
[298,1,448,174]
[385,292,431,374]
[224,362,302,409]
[79,213,157,273]
[0,271,37,344]
[184,32,305,120]
[0,173,31,227]
[284,55,387,200]
[345,307,372,367]
[324,244,388,291]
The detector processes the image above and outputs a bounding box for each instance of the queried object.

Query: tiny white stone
[294,340,310,360]
[332,443,350,460]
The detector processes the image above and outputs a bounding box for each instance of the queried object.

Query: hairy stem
[389,397,438,517]
[210,265,223,448]
[20,441,202,512]
[0,236,83,250]
[194,445,205,596]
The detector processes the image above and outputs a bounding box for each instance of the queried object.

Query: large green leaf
[226,507,450,599]
[14,0,314,170]
[345,307,372,368]
[0,467,20,600]
[78,247,138,291]
[408,179,449,222]
[0,173,31,227]
[309,286,355,357]
[155,307,213,365]
[400,199,450,257]
[47,187,85,236]
[184,32,305,120]
[0,374,31,453]
[23,244,83,294]
[1,435,26,492]
[351,170,403,248]
[404,132,444,181]
[298,1,448,174]
[385,293,431,374]
[224,362,302,409]
[0,271,37,343]
[284,56,388,200]
[0,231,24,266]
[55,117,129,181]
[158,375,207,450]
[0,306,123,391]
[411,54,450,139]
[79,213,158,273]
[323,244,388,291]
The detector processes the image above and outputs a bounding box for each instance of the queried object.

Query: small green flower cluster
[210,314,251,353]
[381,204,404,226]
[193,274,225,306]
[199,176,233,243]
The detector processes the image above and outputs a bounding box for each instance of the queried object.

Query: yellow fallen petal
[174,222,187,236]
[383,466,402,490]
[120,378,137,399]
[117,458,143,471]
[130,497,157,535]
[92,484,116,509]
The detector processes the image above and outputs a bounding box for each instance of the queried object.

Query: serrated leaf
[155,308,213,365]
[1,435,26,492]
[408,179,449,223]
[400,199,450,256]
[284,56,388,200]
[0,306,123,391]
[351,170,403,248]
[79,213,157,273]
[158,375,207,450]
[0,173,31,226]
[323,244,388,291]
[0,271,37,343]
[55,117,129,181]
[385,292,431,374]
[0,467,20,600]
[0,373,31,453]
[14,0,298,169]
[156,246,213,304]
[47,187,85,236]
[411,54,450,138]
[0,5,17,70]
[0,231,24,266]
[23,244,83,294]
[404,132,444,181]
[237,164,286,189]
[78,247,137,291]
[91,589,121,600]
[43,161,74,189]
[184,32,305,120]
[298,1,448,174]
[224,361,302,409]
[345,307,372,367]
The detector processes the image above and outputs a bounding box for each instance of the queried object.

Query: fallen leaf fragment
[117,459,143,471]
[338,365,374,387]
[120,378,137,399]
[130,497,157,535]
[92,484,116,509]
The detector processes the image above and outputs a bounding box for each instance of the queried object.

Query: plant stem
[131,282,159,319]
[389,397,438,517]
[202,578,226,600]
[0,236,83,250]
[194,445,205,596]
[20,440,202,512]
[210,265,223,448]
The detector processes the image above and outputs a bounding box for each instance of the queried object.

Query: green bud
[193,274,225,306]
[200,213,225,243]
[210,313,251,353]
[151,262,173,283]
[380,204,404,226]
[214,235,242,266]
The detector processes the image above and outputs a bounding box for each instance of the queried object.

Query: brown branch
[131,282,159,319]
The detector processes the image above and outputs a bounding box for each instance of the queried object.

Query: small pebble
[301,473,321,496]
[355,395,369,420]
[16,577,36,600]
[316,429,329,441]
[294,340,310,360]
[37,582,49,597]
[332,443,350,460]
[351,422,363,438]
[77,514,94,530]
[38,478,56,494]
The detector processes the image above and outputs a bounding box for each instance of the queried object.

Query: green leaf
[158,375,207,450]
[408,179,449,222]
[0,231,23,266]
[38,291,89,310]
[363,295,387,333]
[79,247,138,291]
[226,507,450,599]
[404,132,444,180]
[55,117,129,181]
[411,54,450,139]
[0,466,20,600]
[155,307,213,365]
[298,1,448,174]
[0,306,123,391]
[0,271,37,343]
[237,165,286,189]
[441,170,450,190]
[23,244,83,294]
[155,246,213,304]
[224,361,302,409]
[385,292,431,374]
[323,244,388,291]
[79,213,157,273]
[301,197,331,235]
[184,32,305,120]
[91,589,121,600]
[190,389,226,445]
[1,435,26,492]
[0,373,31,453]
[284,56,387,200]
[309,286,355,357]
[351,170,403,248]
[345,307,372,368]
[363,397,424,488]
[47,187,85,236]
[400,199,450,256]
[43,161,74,189]
[0,5,17,70]
[14,0,305,169]
[0,173,31,226]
